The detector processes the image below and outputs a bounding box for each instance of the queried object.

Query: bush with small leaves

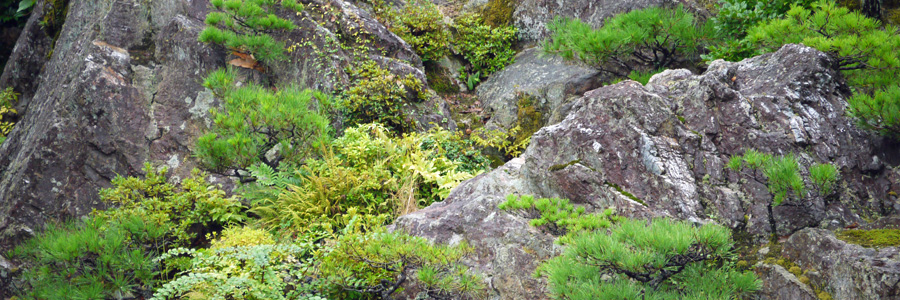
[314,221,485,300]
[196,68,333,178]
[152,242,322,300]
[454,13,518,83]
[0,87,18,145]
[248,123,489,235]
[540,218,761,300]
[341,61,427,133]
[199,0,303,64]
[385,0,450,61]
[96,162,247,245]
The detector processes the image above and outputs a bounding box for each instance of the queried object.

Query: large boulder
[0,0,441,255]
[755,263,819,300]
[393,44,900,299]
[781,228,900,300]
[475,47,602,133]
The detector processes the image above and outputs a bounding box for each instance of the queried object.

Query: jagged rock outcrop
[475,47,602,133]
[756,263,819,300]
[781,228,900,299]
[394,44,900,299]
[0,0,440,255]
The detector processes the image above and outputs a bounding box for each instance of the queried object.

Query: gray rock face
[756,263,819,300]
[475,47,602,132]
[0,0,440,255]
[781,228,900,300]
[512,0,673,45]
[394,44,899,299]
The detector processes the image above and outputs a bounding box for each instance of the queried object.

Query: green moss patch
[606,182,646,206]
[549,159,581,172]
[836,229,900,248]
[481,0,515,27]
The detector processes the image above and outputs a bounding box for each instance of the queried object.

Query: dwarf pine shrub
[199,0,303,64]
[196,68,332,177]
[544,5,716,77]
[738,0,900,137]
[539,218,760,299]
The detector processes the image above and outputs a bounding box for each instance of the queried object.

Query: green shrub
[10,216,166,299]
[341,61,427,133]
[0,0,33,25]
[539,218,761,299]
[385,0,451,61]
[199,0,302,64]
[740,0,900,137]
[848,85,900,138]
[196,68,333,177]
[499,195,621,243]
[314,221,485,299]
[628,68,664,85]
[454,13,518,83]
[712,0,815,38]
[96,163,247,245]
[545,6,716,77]
[248,123,489,235]
[152,243,321,300]
[762,154,804,206]
[0,87,17,145]
[809,163,839,196]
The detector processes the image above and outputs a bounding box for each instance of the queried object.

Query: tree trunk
[862,0,883,20]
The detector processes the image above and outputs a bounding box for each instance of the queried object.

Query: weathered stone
[756,263,819,300]
[0,0,446,258]
[781,228,900,300]
[395,44,899,299]
[475,47,602,132]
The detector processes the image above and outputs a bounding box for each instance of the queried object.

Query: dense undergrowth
[3,0,897,299]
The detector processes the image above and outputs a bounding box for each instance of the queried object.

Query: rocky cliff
[0,0,447,252]
[393,44,900,299]
[1,0,898,299]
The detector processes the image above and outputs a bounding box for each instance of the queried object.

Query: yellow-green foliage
[0,87,17,144]
[96,163,247,245]
[315,221,485,299]
[384,0,450,61]
[470,125,531,159]
[210,226,276,249]
[481,0,515,27]
[454,13,518,82]
[153,242,318,300]
[342,61,427,132]
[248,123,489,235]
[836,229,900,248]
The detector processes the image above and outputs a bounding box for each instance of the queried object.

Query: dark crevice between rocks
[41,0,71,57]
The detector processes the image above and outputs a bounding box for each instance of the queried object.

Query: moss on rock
[836,229,900,248]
